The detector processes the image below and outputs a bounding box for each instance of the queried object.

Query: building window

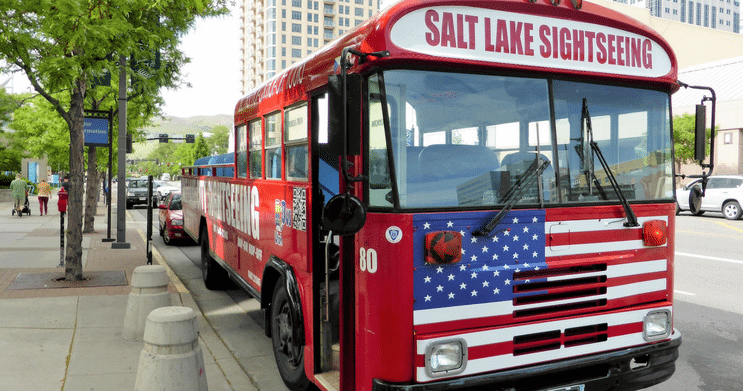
[355,7,364,16]
[292,23,301,32]
[724,132,733,144]
[292,48,302,57]
[292,36,301,45]
[292,0,301,6]
[292,11,301,20]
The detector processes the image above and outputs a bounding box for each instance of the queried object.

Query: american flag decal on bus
[414,210,546,312]
[412,208,671,382]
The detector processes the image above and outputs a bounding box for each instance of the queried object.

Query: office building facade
[240,0,381,94]
[617,0,740,33]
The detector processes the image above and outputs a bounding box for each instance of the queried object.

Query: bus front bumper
[373,330,681,391]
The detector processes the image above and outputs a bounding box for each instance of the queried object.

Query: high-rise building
[240,0,382,94]
[615,0,740,33]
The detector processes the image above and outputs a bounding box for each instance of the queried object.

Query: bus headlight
[172,219,183,226]
[425,339,467,377]
[643,309,671,341]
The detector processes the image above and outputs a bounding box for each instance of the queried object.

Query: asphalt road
[132,206,743,391]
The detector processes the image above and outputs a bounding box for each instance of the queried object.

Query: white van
[160,173,171,181]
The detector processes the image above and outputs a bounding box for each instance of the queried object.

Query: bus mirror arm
[677,81,716,189]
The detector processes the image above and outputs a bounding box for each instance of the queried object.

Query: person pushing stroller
[10,173,27,217]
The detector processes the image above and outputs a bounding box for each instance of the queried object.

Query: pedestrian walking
[10,173,26,217]
[61,175,70,192]
[38,178,52,215]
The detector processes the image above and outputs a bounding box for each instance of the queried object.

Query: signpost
[84,109,115,242]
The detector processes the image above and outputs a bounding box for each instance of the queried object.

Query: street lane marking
[674,290,697,296]
[676,252,743,266]
[714,221,743,234]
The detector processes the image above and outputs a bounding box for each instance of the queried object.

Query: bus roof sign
[389,6,673,78]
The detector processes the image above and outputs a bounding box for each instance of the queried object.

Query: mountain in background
[129,115,232,160]
[139,114,232,136]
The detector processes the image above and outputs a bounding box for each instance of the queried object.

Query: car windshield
[367,70,674,209]
[129,180,148,188]
[170,194,182,210]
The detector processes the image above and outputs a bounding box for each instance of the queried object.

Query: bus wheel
[200,225,227,290]
[271,277,310,390]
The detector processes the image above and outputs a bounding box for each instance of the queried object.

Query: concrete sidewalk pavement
[0,194,257,391]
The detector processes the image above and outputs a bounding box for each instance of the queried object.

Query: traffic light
[126,133,133,153]
[185,134,195,144]
[159,133,168,143]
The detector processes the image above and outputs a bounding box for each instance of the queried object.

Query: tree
[0,0,227,281]
[192,132,210,162]
[673,112,712,184]
[207,124,230,155]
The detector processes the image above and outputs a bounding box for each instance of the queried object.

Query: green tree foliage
[673,112,712,179]
[207,125,229,155]
[192,132,210,162]
[0,88,25,171]
[0,0,227,280]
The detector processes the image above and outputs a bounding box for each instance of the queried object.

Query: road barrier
[134,306,208,391]
[123,265,171,341]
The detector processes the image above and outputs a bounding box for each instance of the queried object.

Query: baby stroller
[11,185,33,217]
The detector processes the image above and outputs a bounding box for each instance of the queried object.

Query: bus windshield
[367,70,673,209]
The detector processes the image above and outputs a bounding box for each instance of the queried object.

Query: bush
[0,173,15,189]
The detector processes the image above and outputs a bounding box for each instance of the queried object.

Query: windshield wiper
[582,98,639,227]
[473,156,550,237]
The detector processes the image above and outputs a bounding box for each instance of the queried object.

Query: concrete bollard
[123,265,171,341]
[134,306,208,391]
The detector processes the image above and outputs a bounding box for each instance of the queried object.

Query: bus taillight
[425,231,463,264]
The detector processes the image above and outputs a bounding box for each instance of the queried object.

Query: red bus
[181,0,715,390]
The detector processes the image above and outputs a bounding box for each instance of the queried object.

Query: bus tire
[271,277,310,390]
[200,225,227,290]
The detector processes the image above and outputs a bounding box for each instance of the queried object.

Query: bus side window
[249,119,263,179]
[266,112,282,180]
[285,103,308,181]
[237,124,248,178]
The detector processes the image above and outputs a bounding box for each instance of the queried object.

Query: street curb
[135,229,259,391]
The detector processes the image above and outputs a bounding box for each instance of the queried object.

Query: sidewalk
[0,193,257,391]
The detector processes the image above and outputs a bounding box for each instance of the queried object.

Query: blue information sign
[84,117,109,146]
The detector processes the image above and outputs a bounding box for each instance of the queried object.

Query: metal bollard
[122,265,171,341]
[134,306,208,391]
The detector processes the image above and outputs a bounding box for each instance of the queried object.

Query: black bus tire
[200,225,227,290]
[271,277,310,390]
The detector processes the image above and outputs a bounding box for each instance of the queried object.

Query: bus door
[312,91,345,388]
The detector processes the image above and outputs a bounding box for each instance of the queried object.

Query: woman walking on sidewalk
[37,178,51,215]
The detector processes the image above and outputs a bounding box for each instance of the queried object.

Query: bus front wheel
[271,277,310,390]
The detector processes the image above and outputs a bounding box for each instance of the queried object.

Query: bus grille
[512,264,608,319]
[513,323,609,356]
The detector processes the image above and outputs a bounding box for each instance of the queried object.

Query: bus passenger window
[236,124,247,178]
[285,104,308,181]
[249,120,263,178]
[266,112,281,180]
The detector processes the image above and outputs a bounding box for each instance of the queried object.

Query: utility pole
[112,54,130,249]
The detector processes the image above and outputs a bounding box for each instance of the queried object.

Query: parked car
[158,192,188,245]
[677,175,743,220]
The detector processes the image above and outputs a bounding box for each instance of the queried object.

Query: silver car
[676,175,743,220]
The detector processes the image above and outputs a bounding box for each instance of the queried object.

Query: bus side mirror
[694,104,706,162]
[328,73,362,157]
[323,194,366,236]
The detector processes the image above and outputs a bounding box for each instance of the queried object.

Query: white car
[152,180,180,205]
[676,175,743,220]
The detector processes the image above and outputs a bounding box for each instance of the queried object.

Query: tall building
[240,0,382,94]
[616,0,740,33]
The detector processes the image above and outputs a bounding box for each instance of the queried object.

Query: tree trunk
[83,146,98,233]
[65,78,86,281]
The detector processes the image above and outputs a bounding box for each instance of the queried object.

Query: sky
[160,7,242,118]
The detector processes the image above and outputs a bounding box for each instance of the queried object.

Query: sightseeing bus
[180,0,715,389]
